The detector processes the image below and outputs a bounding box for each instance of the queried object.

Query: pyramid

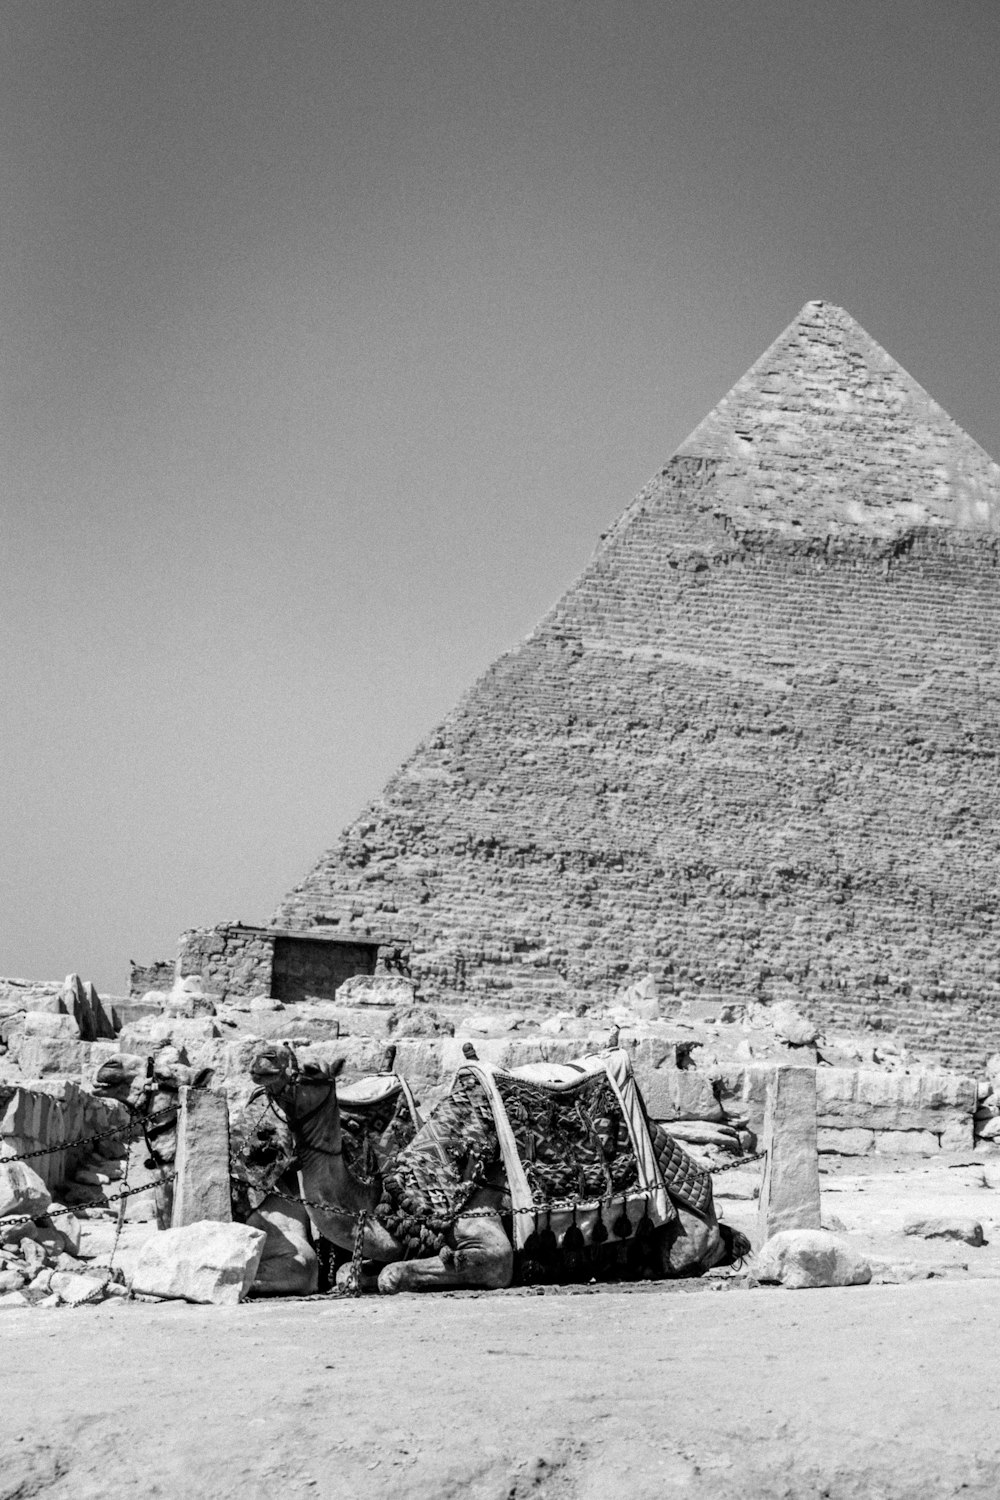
[275,303,1000,1069]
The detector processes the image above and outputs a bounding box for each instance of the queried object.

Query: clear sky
[3,0,998,993]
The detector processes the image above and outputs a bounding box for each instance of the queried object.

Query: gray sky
[3,0,998,992]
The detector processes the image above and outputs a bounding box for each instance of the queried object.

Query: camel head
[248,1043,346,1147]
[92,1045,213,1112]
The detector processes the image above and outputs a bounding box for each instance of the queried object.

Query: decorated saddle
[374,1048,714,1276]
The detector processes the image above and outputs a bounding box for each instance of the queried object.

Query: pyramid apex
[673,303,1000,536]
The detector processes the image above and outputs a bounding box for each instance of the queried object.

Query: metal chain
[711,1149,767,1174]
[0,1105,176,1166]
[0,1172,177,1232]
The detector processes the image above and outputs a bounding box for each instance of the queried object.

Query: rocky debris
[766,1003,819,1048]
[0,1160,51,1219]
[613,974,660,1020]
[903,1215,985,1246]
[131,1221,266,1305]
[336,974,416,1009]
[387,1006,453,1037]
[756,1229,872,1289]
[867,1258,935,1284]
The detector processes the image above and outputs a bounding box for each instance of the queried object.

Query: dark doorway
[270,935,379,1005]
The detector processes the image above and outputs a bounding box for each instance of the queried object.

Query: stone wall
[175,926,380,1004]
[177,927,275,999]
[274,304,1000,1072]
[0,1081,129,1192]
[129,960,176,998]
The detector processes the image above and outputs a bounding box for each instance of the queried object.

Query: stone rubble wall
[177,927,275,1000]
[0,1081,129,1192]
[128,960,176,998]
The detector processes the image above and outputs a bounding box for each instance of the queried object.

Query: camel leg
[377,1213,514,1295]
[658,1203,725,1276]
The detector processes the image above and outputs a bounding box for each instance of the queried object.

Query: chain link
[0,1172,177,1232]
[0,1105,176,1166]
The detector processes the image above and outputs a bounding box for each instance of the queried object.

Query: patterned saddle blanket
[374,1049,713,1260]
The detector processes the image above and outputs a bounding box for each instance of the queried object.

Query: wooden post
[756,1065,821,1246]
[171,1086,232,1228]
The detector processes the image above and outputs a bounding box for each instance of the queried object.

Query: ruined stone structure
[274,303,1000,1069]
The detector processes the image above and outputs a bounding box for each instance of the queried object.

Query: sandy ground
[2,1277,999,1500]
[5,1153,1000,1500]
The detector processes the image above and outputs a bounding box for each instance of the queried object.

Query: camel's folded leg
[335,1259,383,1294]
[658,1203,726,1276]
[377,1213,514,1294]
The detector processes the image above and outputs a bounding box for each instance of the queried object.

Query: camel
[248,1041,751,1295]
[93,1043,424,1296]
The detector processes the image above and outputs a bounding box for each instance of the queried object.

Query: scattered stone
[249,995,284,1012]
[49,1209,81,1256]
[0,1160,51,1219]
[903,1215,984,1246]
[714,1172,760,1201]
[821,1214,847,1233]
[755,1229,872,1289]
[0,1268,27,1293]
[387,1006,453,1037]
[336,974,416,1009]
[20,1238,48,1275]
[0,1290,30,1309]
[49,1270,107,1305]
[131,1221,266,1305]
[769,1004,819,1047]
[867,1258,935,1284]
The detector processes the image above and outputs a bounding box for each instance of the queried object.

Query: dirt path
[2,1277,998,1499]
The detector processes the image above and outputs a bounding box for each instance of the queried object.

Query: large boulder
[0,1160,51,1220]
[756,1229,872,1289]
[131,1221,266,1305]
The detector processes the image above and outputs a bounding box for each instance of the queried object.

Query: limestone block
[940,1118,974,1151]
[170,1087,232,1228]
[872,1130,939,1156]
[0,1160,51,1219]
[335,975,416,1009]
[14,1037,92,1079]
[817,1127,874,1156]
[769,1003,818,1046]
[903,1215,984,1246]
[757,1066,821,1244]
[21,1012,80,1039]
[756,1229,872,1289]
[131,1221,266,1304]
[635,1067,724,1124]
[83,982,115,1040]
[813,1069,976,1135]
[0,1291,30,1309]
